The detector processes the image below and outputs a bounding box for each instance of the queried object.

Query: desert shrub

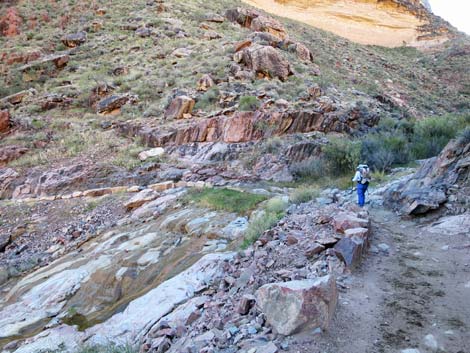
[241,197,288,248]
[361,132,410,171]
[238,96,259,111]
[410,115,469,159]
[290,157,327,180]
[241,211,281,249]
[75,344,137,353]
[262,136,283,154]
[323,137,361,176]
[289,186,320,204]
[195,87,220,111]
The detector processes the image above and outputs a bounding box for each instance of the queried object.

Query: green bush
[323,137,361,176]
[361,132,409,171]
[187,188,267,214]
[410,115,469,159]
[241,197,288,249]
[195,87,220,111]
[239,96,259,111]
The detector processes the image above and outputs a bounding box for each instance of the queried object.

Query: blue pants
[357,182,369,207]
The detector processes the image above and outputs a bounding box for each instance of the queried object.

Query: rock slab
[256,275,338,335]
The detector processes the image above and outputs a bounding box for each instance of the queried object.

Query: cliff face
[242,0,453,47]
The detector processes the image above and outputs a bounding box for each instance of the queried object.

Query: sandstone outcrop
[385,137,470,215]
[0,109,10,133]
[242,0,453,48]
[96,94,135,114]
[165,96,195,120]
[256,275,338,335]
[0,7,22,37]
[0,168,18,198]
[61,32,87,48]
[235,44,292,81]
[0,145,28,166]
[226,7,287,41]
[119,108,372,148]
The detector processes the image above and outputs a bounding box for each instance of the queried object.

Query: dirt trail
[288,207,470,353]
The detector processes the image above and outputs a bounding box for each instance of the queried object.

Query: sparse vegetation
[241,196,288,248]
[186,188,268,214]
[238,96,260,111]
[289,186,320,204]
[74,344,137,353]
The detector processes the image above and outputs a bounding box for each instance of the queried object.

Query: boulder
[0,89,36,105]
[226,8,287,40]
[0,145,29,166]
[237,294,256,315]
[124,188,159,210]
[0,110,10,133]
[135,27,152,37]
[96,94,133,114]
[206,14,225,23]
[334,237,364,268]
[172,48,192,57]
[0,233,11,252]
[62,31,87,47]
[165,95,195,120]
[138,147,165,161]
[238,44,292,81]
[0,168,19,198]
[196,74,215,91]
[0,7,22,37]
[256,275,338,335]
[384,138,470,215]
[290,42,313,62]
[203,30,222,40]
[304,243,325,257]
[332,212,369,233]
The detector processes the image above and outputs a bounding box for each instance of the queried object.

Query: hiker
[352,164,370,207]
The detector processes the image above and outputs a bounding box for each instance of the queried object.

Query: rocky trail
[287,207,470,353]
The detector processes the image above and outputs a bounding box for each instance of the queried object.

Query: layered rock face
[119,109,377,147]
[242,0,452,47]
[385,137,470,215]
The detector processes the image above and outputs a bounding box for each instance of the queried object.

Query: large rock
[124,188,159,210]
[0,167,18,198]
[334,237,364,268]
[0,109,10,133]
[96,94,134,114]
[0,7,22,37]
[165,96,195,120]
[0,145,28,166]
[62,31,87,47]
[236,44,292,81]
[138,147,165,161]
[256,275,338,335]
[385,138,470,215]
[197,74,215,91]
[332,212,369,233]
[226,8,287,40]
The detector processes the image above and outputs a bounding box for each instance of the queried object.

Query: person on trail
[352,164,370,207]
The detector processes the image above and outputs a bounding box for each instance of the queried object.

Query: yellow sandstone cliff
[242,0,452,47]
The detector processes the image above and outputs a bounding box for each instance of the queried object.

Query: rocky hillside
[243,0,454,47]
[0,0,469,201]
